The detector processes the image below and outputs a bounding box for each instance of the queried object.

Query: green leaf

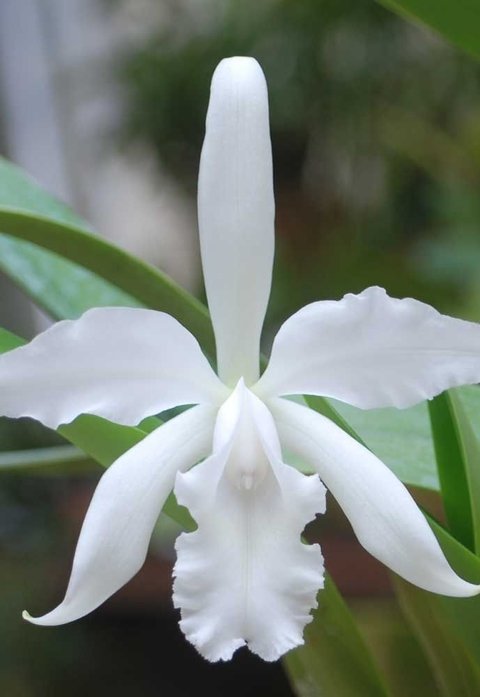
[394,575,480,697]
[428,391,480,552]
[0,158,84,227]
[59,415,147,466]
[0,327,24,351]
[323,387,480,493]
[376,0,480,60]
[305,395,366,445]
[0,210,214,354]
[0,157,140,318]
[0,445,98,475]
[325,397,439,490]
[0,235,141,320]
[284,575,390,697]
[0,157,214,354]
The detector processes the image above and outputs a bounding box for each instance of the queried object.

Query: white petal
[198,57,275,386]
[24,404,216,625]
[256,286,480,408]
[173,384,325,661]
[272,397,480,597]
[0,307,226,429]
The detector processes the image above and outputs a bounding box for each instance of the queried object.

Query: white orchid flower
[2,56,480,662]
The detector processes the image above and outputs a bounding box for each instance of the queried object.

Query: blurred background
[0,0,479,694]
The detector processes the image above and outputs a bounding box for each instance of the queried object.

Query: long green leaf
[306,394,366,444]
[0,157,84,226]
[429,391,480,552]
[284,575,390,697]
[0,157,214,352]
[0,209,214,355]
[327,387,480,493]
[0,158,141,318]
[394,576,480,697]
[0,445,97,475]
[0,234,141,320]
[328,397,438,490]
[376,0,480,60]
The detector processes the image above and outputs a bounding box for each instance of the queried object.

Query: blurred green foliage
[114,0,480,335]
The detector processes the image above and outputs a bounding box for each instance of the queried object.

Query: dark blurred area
[0,0,479,694]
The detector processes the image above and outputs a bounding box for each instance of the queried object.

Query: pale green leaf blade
[0,156,140,317]
[325,387,480,493]
[305,394,366,444]
[313,397,440,491]
[0,157,86,226]
[0,209,214,355]
[0,157,214,353]
[0,234,141,320]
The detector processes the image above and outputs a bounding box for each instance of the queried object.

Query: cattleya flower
[2,56,480,662]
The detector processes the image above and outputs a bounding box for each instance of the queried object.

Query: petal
[272,397,480,597]
[24,404,216,625]
[173,384,325,661]
[198,57,275,386]
[0,307,226,429]
[256,286,480,409]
